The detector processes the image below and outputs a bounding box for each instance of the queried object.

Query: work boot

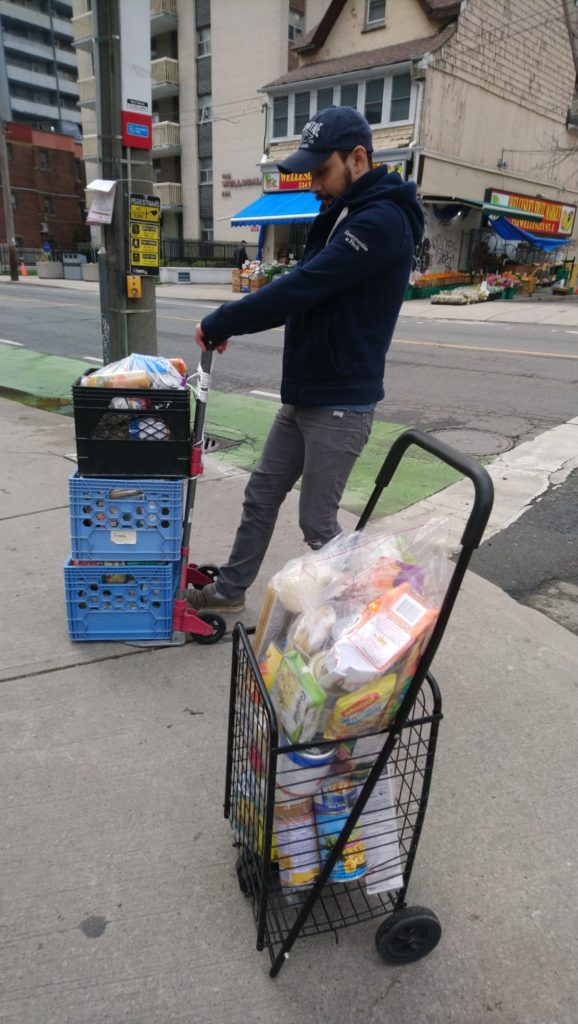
[186,581,245,613]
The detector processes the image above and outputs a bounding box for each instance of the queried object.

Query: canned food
[274,792,319,888]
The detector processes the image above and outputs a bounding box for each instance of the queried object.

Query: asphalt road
[1,284,576,632]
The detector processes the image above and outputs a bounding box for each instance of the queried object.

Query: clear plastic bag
[254,518,453,743]
[80,353,187,389]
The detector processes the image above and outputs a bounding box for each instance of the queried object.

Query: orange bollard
[20,262,28,276]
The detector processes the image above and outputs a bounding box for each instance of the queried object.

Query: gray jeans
[217,404,374,599]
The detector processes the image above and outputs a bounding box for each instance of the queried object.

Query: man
[188,105,424,614]
[233,239,248,269]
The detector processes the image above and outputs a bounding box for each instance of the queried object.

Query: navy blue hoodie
[201,167,424,405]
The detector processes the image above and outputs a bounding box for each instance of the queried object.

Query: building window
[294,91,311,134]
[44,196,53,215]
[288,8,303,42]
[364,78,384,124]
[340,82,359,108]
[390,72,412,121]
[199,94,212,123]
[366,0,386,25]
[200,157,212,184]
[273,95,288,137]
[197,27,211,57]
[200,218,213,241]
[38,149,49,169]
[7,143,13,162]
[11,192,18,211]
[316,87,334,111]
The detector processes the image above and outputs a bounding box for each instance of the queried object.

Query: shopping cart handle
[364,428,494,550]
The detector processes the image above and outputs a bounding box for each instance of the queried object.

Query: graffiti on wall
[414,213,462,274]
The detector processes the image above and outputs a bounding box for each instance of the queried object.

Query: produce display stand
[224,429,493,977]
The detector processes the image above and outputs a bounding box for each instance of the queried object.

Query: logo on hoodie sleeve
[344,227,368,253]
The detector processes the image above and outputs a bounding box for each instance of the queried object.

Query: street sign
[129,193,160,276]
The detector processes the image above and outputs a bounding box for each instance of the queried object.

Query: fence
[159,238,258,265]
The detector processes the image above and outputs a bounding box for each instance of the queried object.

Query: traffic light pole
[93,0,157,361]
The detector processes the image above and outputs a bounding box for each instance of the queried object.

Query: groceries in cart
[241,518,453,891]
[80,353,188,389]
[254,517,452,743]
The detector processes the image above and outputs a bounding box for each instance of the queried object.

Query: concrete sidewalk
[0,397,576,1024]
[5,273,578,327]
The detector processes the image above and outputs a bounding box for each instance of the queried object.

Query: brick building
[1,122,89,249]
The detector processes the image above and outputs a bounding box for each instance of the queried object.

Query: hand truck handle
[358,427,494,551]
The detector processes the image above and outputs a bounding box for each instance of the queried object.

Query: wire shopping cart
[224,429,493,977]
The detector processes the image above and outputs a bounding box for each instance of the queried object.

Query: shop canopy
[422,195,543,223]
[231,191,322,226]
[490,216,570,252]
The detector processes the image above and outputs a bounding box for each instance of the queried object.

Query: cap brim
[277,148,333,174]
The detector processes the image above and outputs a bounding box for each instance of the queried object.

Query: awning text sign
[487,190,576,238]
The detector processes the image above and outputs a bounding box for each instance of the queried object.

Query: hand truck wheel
[192,563,220,590]
[193,611,227,645]
[375,906,441,964]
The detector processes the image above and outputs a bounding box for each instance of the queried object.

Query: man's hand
[195,322,228,354]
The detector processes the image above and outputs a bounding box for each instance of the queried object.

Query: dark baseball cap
[277,106,373,174]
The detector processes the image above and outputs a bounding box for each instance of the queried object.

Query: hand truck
[224,428,493,976]
[133,340,226,647]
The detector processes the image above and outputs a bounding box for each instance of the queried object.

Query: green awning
[421,195,543,223]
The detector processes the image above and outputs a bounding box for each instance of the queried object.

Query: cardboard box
[249,274,268,292]
[231,269,241,293]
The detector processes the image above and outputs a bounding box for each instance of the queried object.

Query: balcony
[7,64,79,98]
[151,58,179,99]
[151,0,177,38]
[152,121,180,154]
[153,182,182,208]
[71,10,93,51]
[78,76,96,108]
[82,134,99,162]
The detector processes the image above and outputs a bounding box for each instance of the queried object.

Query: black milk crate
[72,374,191,478]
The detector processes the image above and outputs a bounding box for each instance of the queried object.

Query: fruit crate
[64,559,178,641]
[69,474,184,561]
[72,374,191,478]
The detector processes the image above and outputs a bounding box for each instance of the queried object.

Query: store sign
[263,171,311,192]
[263,159,407,193]
[486,189,576,237]
[129,193,160,276]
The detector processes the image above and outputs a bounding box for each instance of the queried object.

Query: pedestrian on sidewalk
[187,106,424,614]
[233,240,248,269]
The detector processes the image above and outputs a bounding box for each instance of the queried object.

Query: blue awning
[231,191,321,226]
[491,216,570,252]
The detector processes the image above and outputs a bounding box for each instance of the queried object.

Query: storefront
[230,152,413,261]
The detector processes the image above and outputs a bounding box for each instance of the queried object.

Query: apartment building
[0,0,81,137]
[0,120,87,248]
[72,0,324,245]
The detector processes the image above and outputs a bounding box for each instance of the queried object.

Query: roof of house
[294,0,460,55]
[264,24,456,89]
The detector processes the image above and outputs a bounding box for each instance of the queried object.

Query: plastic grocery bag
[254,518,452,743]
[80,353,187,389]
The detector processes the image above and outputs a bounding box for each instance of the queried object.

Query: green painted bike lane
[0,346,461,516]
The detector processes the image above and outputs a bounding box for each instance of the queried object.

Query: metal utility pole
[93,0,157,361]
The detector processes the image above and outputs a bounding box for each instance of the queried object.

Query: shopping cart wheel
[236,853,260,896]
[375,907,441,964]
[193,612,227,645]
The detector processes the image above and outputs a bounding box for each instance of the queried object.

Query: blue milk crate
[64,559,178,641]
[69,474,184,562]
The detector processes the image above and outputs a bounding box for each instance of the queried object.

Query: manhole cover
[432,429,512,456]
[204,434,243,452]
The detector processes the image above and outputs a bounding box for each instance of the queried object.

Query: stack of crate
[64,373,191,642]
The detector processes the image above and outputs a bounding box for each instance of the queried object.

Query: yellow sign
[129,192,161,276]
